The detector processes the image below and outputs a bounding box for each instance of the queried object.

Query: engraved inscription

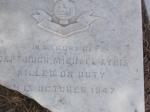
[0,0,144,112]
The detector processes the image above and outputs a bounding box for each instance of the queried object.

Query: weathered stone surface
[0,0,145,112]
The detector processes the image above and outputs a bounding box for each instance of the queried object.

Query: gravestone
[145,0,150,21]
[0,0,145,112]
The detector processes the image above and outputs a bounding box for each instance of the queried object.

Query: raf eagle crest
[32,0,99,37]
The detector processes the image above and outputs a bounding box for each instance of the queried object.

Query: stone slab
[0,0,145,112]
